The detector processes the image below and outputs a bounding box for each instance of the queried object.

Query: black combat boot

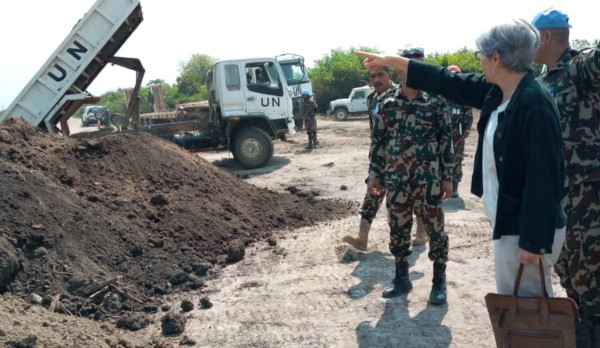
[576,306,593,348]
[429,263,447,305]
[451,181,459,198]
[382,261,412,298]
[306,133,313,149]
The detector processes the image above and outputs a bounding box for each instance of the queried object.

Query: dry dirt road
[6,115,563,347]
[160,115,564,347]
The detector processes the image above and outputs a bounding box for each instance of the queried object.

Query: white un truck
[1,0,296,169]
[0,0,143,134]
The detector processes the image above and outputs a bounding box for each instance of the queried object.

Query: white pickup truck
[327,85,373,121]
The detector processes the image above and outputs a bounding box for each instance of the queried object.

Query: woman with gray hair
[355,19,566,297]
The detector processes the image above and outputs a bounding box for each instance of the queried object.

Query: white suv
[327,86,373,121]
[81,105,109,127]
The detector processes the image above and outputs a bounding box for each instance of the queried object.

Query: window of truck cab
[245,61,284,97]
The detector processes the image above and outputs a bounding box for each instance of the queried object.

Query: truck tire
[334,108,348,121]
[232,127,274,169]
[295,118,304,131]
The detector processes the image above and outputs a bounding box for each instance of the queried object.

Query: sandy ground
[185,115,566,348]
[0,115,564,348]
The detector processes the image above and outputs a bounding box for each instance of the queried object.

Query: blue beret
[532,8,572,29]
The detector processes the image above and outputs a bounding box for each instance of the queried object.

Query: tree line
[4,40,595,118]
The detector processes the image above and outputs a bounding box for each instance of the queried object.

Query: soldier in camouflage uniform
[533,9,600,346]
[368,49,453,303]
[300,90,318,149]
[446,65,474,198]
[343,66,397,250]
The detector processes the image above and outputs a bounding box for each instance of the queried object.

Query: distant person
[532,8,600,346]
[256,69,267,83]
[359,47,453,304]
[246,72,253,84]
[446,65,474,199]
[176,106,187,122]
[300,90,318,149]
[355,19,566,303]
[343,66,397,250]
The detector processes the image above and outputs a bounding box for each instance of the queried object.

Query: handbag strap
[509,262,551,325]
[512,262,549,297]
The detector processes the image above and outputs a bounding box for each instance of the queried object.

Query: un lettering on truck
[0,0,142,131]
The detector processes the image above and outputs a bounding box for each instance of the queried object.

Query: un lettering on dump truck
[0,0,142,132]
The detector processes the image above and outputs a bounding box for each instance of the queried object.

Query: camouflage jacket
[448,102,473,138]
[541,44,600,186]
[369,89,453,187]
[300,97,318,119]
[367,85,398,130]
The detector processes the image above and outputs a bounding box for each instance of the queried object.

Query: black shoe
[382,276,413,298]
[428,263,447,305]
[382,261,412,298]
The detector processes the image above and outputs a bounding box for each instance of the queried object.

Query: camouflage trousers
[360,181,386,223]
[304,115,317,133]
[555,181,600,317]
[386,182,448,264]
[452,134,466,183]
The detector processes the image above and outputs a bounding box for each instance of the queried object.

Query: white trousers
[493,227,566,296]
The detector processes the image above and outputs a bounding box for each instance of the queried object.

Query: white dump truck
[1,0,296,169]
[0,0,143,134]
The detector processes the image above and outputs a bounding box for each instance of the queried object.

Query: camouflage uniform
[449,103,473,183]
[300,96,318,148]
[370,89,453,263]
[360,85,397,223]
[542,44,600,319]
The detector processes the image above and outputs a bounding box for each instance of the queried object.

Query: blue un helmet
[302,90,311,97]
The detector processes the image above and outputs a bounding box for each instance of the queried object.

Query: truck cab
[327,85,373,121]
[205,57,295,168]
[275,54,312,130]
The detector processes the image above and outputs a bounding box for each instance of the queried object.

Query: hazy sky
[1,0,598,109]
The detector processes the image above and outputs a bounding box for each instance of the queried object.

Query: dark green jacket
[406,60,565,254]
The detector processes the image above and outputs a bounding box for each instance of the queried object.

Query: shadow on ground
[345,247,451,347]
[211,156,291,177]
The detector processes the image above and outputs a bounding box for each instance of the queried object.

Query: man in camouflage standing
[446,65,474,199]
[532,9,600,346]
[343,66,397,250]
[369,48,453,303]
[300,90,318,149]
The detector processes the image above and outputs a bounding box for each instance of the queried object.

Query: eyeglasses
[474,51,483,60]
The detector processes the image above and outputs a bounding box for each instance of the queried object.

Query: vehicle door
[245,60,290,120]
[218,63,246,117]
[350,89,368,113]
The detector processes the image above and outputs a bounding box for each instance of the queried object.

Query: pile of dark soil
[0,118,354,323]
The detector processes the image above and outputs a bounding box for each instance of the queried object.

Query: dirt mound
[0,118,354,321]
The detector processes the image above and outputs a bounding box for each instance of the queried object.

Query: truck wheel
[295,118,304,131]
[232,127,274,169]
[334,108,348,121]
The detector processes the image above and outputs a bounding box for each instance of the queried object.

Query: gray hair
[475,19,540,72]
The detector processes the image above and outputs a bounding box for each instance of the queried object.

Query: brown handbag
[484,263,579,348]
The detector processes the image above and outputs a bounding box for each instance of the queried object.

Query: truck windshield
[279,62,309,86]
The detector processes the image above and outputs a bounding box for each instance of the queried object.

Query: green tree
[176,54,215,101]
[425,47,482,74]
[100,89,128,114]
[309,47,379,113]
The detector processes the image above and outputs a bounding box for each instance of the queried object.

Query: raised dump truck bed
[0,0,143,133]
